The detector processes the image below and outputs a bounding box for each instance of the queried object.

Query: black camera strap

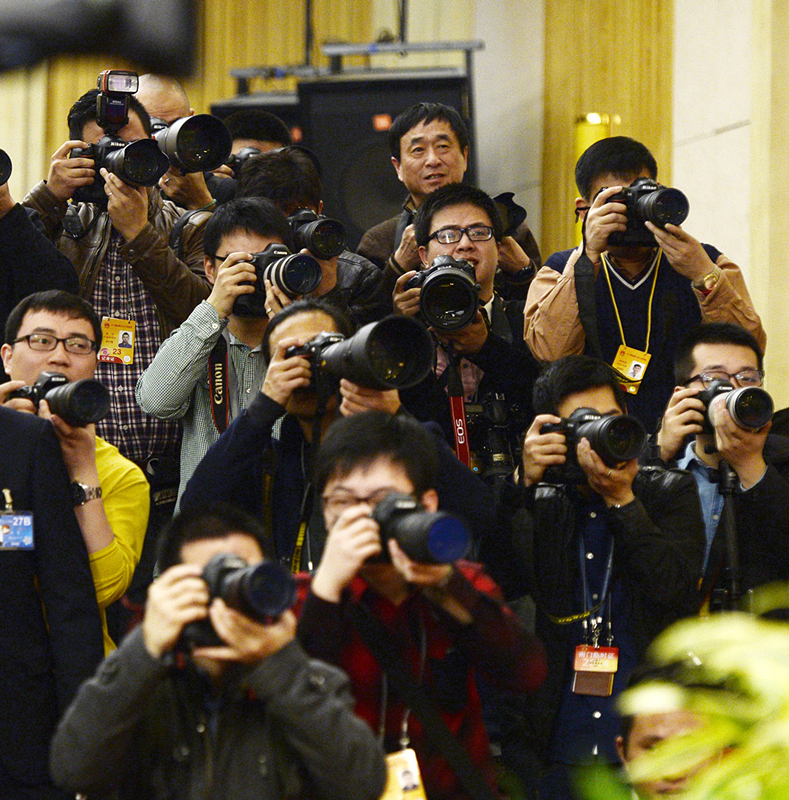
[573,251,604,360]
[349,602,500,800]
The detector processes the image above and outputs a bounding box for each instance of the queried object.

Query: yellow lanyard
[290,520,307,574]
[600,250,662,353]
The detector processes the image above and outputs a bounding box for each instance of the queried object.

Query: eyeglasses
[321,488,401,516]
[428,225,494,245]
[13,333,97,355]
[685,369,764,389]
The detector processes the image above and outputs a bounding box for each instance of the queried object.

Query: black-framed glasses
[13,333,97,355]
[685,369,764,389]
[428,225,494,245]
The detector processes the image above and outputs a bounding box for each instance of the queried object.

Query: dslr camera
[287,208,346,260]
[540,407,647,484]
[606,177,690,247]
[465,393,528,480]
[284,316,433,391]
[405,255,480,331]
[71,70,170,205]
[372,492,470,564]
[697,380,773,433]
[7,371,110,427]
[226,146,262,175]
[180,553,297,649]
[232,243,322,317]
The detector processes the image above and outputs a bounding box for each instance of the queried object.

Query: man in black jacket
[501,355,704,799]
[655,322,789,608]
[49,503,386,800]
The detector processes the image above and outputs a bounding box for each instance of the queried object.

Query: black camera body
[697,380,773,433]
[405,255,481,331]
[226,146,262,175]
[284,316,433,392]
[232,243,322,317]
[606,177,690,247]
[7,371,110,427]
[372,492,470,564]
[540,407,647,484]
[287,208,346,260]
[180,553,297,650]
[465,393,527,480]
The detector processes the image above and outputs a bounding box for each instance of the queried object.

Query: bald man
[135,74,215,212]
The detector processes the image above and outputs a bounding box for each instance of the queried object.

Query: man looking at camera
[297,410,546,800]
[653,322,789,605]
[49,503,387,800]
[1,290,148,652]
[524,136,764,434]
[499,355,703,799]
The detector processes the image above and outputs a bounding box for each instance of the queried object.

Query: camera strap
[444,351,471,467]
[208,336,230,433]
[350,602,500,800]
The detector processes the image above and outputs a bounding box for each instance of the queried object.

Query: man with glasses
[392,183,539,475]
[654,322,789,602]
[1,290,148,651]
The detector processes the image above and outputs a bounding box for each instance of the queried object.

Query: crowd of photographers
[0,68,782,800]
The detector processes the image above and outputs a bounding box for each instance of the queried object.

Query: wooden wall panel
[541,0,674,258]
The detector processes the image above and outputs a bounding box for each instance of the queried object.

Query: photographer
[1,290,148,652]
[136,197,297,506]
[357,102,541,300]
[654,322,789,604]
[180,298,494,570]
[236,146,390,326]
[392,183,540,477]
[49,503,387,800]
[297,410,546,800]
[524,136,765,434]
[500,355,703,799]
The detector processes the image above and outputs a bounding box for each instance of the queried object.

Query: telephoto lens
[699,380,773,431]
[372,492,471,564]
[155,115,233,173]
[103,138,170,186]
[405,255,480,331]
[45,379,111,428]
[572,411,647,467]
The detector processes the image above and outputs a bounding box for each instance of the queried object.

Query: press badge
[380,749,427,800]
[0,511,34,550]
[572,645,619,697]
[612,346,651,395]
[99,317,136,365]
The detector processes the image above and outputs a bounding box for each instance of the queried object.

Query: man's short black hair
[413,183,503,247]
[5,290,102,348]
[236,147,322,214]
[533,355,629,416]
[389,102,470,161]
[313,410,438,498]
[574,136,658,201]
[674,322,764,385]
[224,109,292,148]
[157,502,273,572]
[261,297,355,360]
[203,196,293,259]
[67,88,153,139]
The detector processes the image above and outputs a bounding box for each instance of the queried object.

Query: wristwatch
[693,265,722,294]
[71,482,102,507]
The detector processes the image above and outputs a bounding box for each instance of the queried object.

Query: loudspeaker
[298,70,474,250]
[210,92,303,140]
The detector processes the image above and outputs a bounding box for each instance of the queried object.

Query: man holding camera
[1,290,149,652]
[524,136,765,434]
[357,102,541,300]
[180,298,494,570]
[653,322,789,606]
[501,355,703,799]
[137,197,296,505]
[392,183,539,475]
[236,145,390,326]
[49,503,387,800]
[297,410,546,800]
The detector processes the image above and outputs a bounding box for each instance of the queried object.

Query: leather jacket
[23,180,211,339]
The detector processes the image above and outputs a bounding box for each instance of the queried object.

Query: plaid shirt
[91,231,180,464]
[295,562,546,800]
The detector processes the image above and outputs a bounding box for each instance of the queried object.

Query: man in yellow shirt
[1,290,149,652]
